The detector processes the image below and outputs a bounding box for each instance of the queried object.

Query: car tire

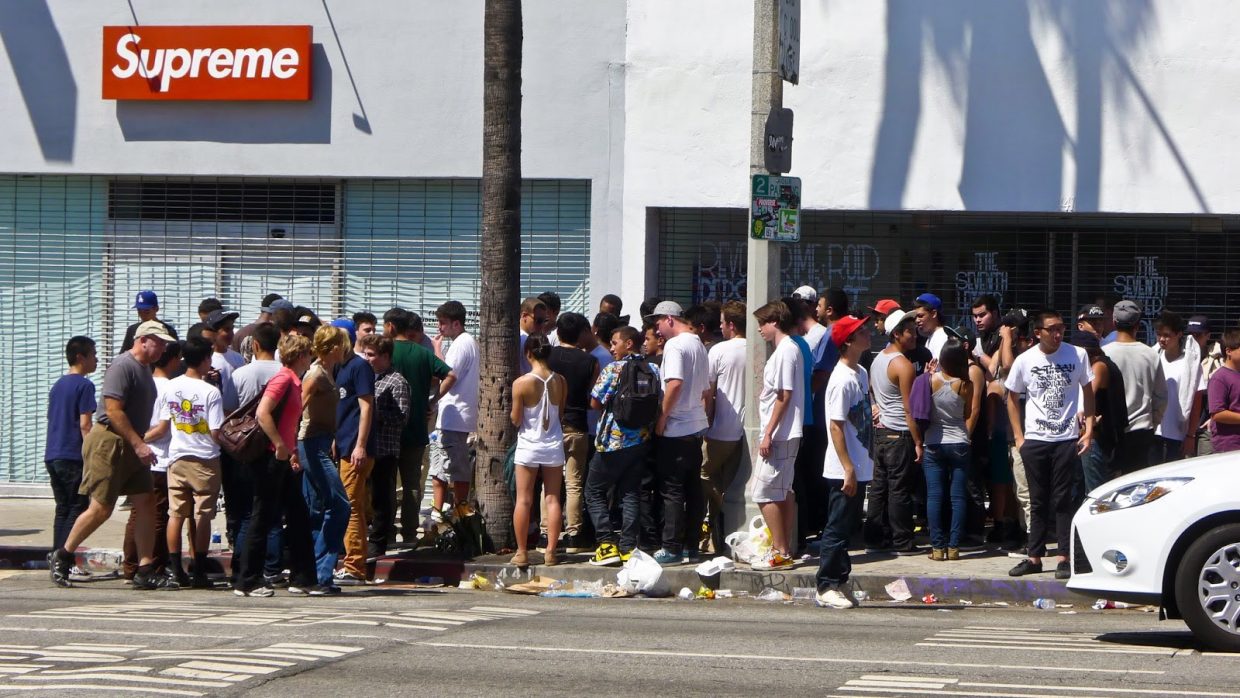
[1174,523,1240,652]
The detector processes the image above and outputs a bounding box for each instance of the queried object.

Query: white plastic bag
[616,548,671,597]
[724,515,772,564]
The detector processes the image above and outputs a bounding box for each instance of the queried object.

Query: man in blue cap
[914,292,948,362]
[120,290,178,353]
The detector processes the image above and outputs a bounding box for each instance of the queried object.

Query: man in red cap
[815,315,873,609]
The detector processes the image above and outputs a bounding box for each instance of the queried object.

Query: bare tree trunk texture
[475,0,522,552]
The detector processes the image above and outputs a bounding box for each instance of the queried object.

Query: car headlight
[1088,477,1192,514]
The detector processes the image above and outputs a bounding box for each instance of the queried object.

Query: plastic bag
[616,548,671,597]
[724,515,772,565]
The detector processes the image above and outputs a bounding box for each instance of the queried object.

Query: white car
[1068,451,1240,651]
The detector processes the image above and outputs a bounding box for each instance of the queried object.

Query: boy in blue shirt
[44,337,98,553]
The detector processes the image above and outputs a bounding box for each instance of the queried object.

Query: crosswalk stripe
[916,642,1175,655]
[137,652,293,667]
[160,667,243,681]
[386,622,449,631]
[178,660,281,675]
[13,672,228,687]
[0,682,205,696]
[270,642,361,653]
[469,606,541,615]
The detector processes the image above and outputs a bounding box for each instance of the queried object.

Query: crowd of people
[40,285,1240,608]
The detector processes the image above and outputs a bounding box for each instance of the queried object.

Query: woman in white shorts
[510,334,567,567]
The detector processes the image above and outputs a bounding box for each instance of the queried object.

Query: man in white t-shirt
[646,300,711,565]
[1154,311,1203,463]
[815,315,873,609]
[702,301,747,556]
[430,300,480,513]
[1004,309,1094,580]
[750,301,804,571]
[914,293,949,361]
[146,337,225,590]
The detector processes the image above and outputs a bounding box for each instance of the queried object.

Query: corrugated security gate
[0,175,590,485]
[658,208,1240,342]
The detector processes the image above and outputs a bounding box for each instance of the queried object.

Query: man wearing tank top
[864,310,923,555]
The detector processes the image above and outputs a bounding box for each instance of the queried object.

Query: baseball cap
[884,309,911,336]
[791,285,818,304]
[134,320,176,343]
[830,315,871,348]
[261,293,284,312]
[867,299,901,316]
[132,290,158,310]
[331,317,357,344]
[947,324,975,348]
[643,300,684,322]
[1077,304,1106,322]
[1187,315,1211,335]
[1113,300,1143,325]
[269,298,296,313]
[914,293,942,312]
[203,309,239,330]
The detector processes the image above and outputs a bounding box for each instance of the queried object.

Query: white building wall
[0,0,628,306]
[619,0,1240,304]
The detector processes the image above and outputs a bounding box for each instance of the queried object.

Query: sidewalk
[1,497,1080,604]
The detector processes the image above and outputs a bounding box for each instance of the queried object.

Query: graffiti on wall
[692,241,882,307]
[1114,256,1169,343]
[954,251,1008,328]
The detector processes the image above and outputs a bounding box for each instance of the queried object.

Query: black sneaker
[48,550,73,588]
[264,572,289,588]
[957,536,986,553]
[1008,558,1043,577]
[190,573,213,590]
[563,534,592,554]
[309,584,342,596]
[171,566,191,588]
[133,569,177,590]
[1055,561,1071,580]
[894,544,925,556]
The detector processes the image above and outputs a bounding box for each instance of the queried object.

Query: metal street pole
[744,0,783,459]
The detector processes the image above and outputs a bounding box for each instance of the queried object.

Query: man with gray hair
[1102,300,1167,473]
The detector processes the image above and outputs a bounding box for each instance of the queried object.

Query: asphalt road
[0,570,1237,697]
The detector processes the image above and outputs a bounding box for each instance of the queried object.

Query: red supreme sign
[102,25,312,101]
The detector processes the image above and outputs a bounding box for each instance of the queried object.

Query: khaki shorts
[79,424,152,507]
[751,437,801,504]
[429,430,473,483]
[166,456,222,518]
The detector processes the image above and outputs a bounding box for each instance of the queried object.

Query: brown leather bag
[219,383,282,464]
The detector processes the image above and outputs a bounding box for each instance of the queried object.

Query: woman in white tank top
[510,333,567,567]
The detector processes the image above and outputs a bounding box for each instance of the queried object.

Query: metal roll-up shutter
[657,209,1240,336]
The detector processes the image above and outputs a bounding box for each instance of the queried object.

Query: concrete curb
[461,559,1080,605]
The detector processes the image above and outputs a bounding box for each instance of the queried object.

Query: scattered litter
[503,576,563,595]
[715,589,735,599]
[571,579,604,596]
[958,599,973,606]
[992,601,1010,606]
[756,587,790,602]
[1092,599,1133,610]
[469,572,494,591]
[937,609,953,613]
[725,516,772,565]
[1059,610,1077,615]
[853,590,869,602]
[1033,598,1056,610]
[617,549,671,597]
[1057,604,1073,608]
[600,583,630,598]
[922,593,938,604]
[695,586,716,600]
[678,587,695,600]
[694,557,735,576]
[791,587,817,601]
[884,577,913,602]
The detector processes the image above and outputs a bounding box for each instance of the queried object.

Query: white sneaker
[815,587,854,609]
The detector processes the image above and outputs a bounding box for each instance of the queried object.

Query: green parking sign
[751,174,801,242]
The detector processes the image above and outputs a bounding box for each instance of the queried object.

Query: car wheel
[1174,523,1240,652]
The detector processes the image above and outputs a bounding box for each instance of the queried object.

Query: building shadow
[0,0,77,162]
[115,44,333,144]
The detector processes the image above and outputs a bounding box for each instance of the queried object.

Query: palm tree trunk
[475,0,522,551]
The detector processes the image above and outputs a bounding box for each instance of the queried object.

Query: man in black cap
[1076,304,1107,340]
[234,293,282,358]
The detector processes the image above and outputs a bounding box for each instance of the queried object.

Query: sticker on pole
[750,174,801,242]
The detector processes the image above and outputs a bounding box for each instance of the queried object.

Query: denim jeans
[1080,439,1115,495]
[816,478,866,591]
[864,429,917,549]
[585,442,649,552]
[923,442,970,549]
[299,435,351,586]
[44,459,88,551]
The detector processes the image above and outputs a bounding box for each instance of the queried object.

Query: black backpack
[611,358,662,429]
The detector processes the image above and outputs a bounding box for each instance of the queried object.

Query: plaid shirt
[591,354,661,452]
[373,369,411,458]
